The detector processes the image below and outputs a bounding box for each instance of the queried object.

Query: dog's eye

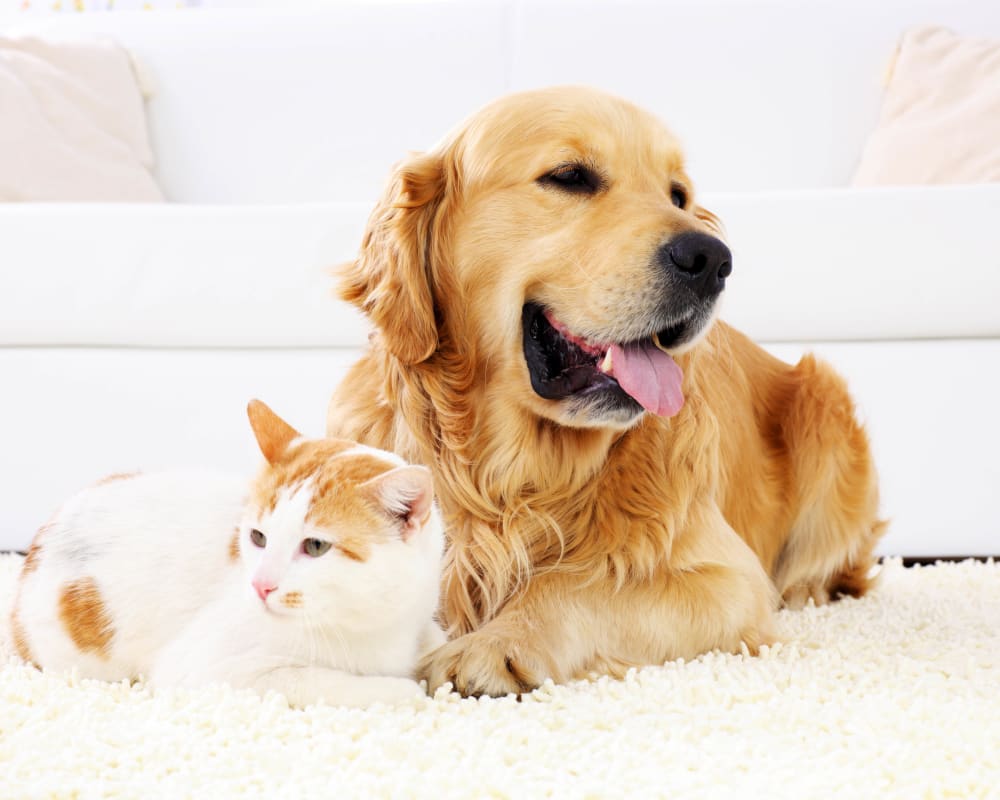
[670,184,688,209]
[539,164,601,194]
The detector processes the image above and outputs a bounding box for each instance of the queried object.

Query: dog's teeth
[600,350,613,373]
[652,332,668,353]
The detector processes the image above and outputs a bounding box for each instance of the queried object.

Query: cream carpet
[1,553,998,799]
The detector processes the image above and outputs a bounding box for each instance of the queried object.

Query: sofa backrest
[13,0,1000,203]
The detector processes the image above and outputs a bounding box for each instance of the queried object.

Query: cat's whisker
[297,609,319,664]
[303,607,337,666]
[310,609,344,664]
[311,624,328,665]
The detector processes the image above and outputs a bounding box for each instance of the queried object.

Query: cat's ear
[362,466,434,542]
[247,400,302,465]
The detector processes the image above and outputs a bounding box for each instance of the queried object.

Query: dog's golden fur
[327,87,884,696]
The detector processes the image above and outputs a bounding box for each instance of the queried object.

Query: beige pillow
[853,26,1000,187]
[0,35,164,202]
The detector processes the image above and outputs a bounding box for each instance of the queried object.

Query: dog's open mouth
[521,303,686,417]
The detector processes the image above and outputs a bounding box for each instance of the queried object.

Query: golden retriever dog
[327,86,884,697]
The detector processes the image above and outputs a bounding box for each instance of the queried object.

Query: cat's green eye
[249,528,267,548]
[303,538,332,558]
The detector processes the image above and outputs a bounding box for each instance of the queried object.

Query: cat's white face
[238,448,442,635]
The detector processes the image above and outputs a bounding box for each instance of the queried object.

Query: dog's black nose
[659,232,732,298]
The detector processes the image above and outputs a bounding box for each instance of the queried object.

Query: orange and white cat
[10,400,444,709]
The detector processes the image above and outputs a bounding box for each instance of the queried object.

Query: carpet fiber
[1,554,998,798]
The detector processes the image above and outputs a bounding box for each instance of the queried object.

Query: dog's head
[342,86,729,431]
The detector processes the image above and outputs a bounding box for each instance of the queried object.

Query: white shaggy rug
[1,554,998,799]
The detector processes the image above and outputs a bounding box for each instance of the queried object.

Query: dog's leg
[772,355,885,608]
[419,504,777,697]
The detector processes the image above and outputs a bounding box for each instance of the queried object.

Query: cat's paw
[416,620,448,661]
[419,630,548,698]
[351,676,427,707]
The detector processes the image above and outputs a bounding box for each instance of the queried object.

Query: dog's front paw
[419,629,548,698]
[781,581,831,610]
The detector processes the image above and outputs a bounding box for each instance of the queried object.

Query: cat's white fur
[13,403,445,709]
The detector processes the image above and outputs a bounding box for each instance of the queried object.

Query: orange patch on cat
[9,608,35,666]
[228,529,240,562]
[58,578,114,659]
[251,442,398,563]
[307,453,402,561]
[94,471,140,487]
[280,591,303,608]
[336,543,366,562]
[21,540,43,575]
[12,530,49,666]
[251,438,359,513]
[20,519,57,577]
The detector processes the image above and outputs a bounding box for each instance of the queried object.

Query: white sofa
[2,2,998,557]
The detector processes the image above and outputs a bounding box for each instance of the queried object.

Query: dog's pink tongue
[609,341,685,417]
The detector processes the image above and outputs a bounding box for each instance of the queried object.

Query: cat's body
[11,402,445,709]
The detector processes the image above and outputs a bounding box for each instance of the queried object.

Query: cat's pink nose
[253,578,277,602]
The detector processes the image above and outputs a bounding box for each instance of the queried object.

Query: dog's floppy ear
[340,152,446,365]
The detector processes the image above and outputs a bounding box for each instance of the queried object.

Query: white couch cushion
[713,183,1000,341]
[0,202,370,348]
[2,340,997,556]
[2,184,997,348]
